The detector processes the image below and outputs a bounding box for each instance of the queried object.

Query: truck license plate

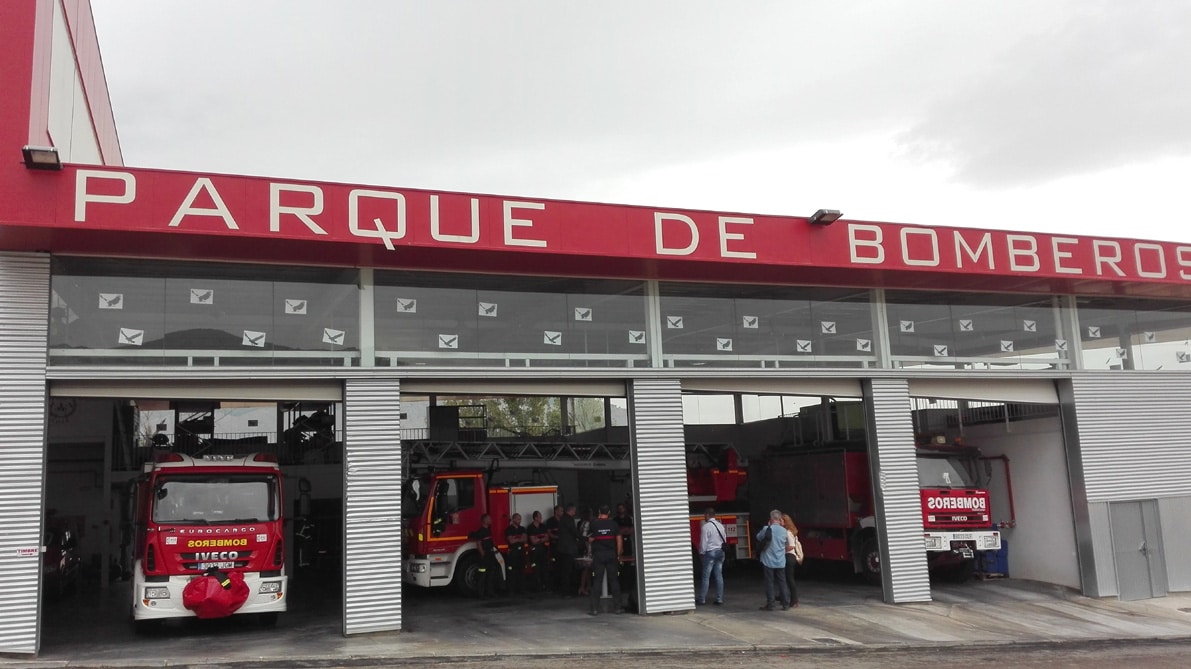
[198,561,235,570]
[952,533,973,541]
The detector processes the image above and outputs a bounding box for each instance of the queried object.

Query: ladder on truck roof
[402,440,733,472]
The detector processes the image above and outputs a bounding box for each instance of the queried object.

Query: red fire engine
[752,438,1001,583]
[129,453,287,629]
[402,470,558,596]
[686,446,750,562]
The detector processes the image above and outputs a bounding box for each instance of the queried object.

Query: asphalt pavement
[7,566,1191,668]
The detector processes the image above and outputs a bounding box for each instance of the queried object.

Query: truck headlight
[923,536,945,550]
[144,587,170,600]
[258,581,282,594]
[409,563,427,574]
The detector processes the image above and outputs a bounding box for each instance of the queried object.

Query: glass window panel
[886,291,1064,370]
[374,271,647,367]
[1077,297,1191,370]
[658,283,873,368]
[49,258,358,366]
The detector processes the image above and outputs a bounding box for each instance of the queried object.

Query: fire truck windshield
[152,475,279,524]
[916,455,977,489]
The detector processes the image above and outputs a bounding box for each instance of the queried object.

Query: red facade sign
[3,164,1190,297]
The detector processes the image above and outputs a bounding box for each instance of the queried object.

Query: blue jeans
[698,548,725,603]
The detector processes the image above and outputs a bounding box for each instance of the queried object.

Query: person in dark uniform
[614,502,635,558]
[471,513,501,598]
[554,504,580,596]
[504,513,527,595]
[544,505,563,582]
[587,505,623,616]
[526,510,550,592]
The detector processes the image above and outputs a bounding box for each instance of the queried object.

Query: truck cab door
[429,475,482,538]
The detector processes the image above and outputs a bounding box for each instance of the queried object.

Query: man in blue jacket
[756,509,791,610]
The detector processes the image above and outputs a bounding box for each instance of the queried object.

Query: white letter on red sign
[1134,243,1167,278]
[75,170,136,222]
[348,189,406,250]
[718,217,756,259]
[1178,246,1191,280]
[954,231,994,270]
[168,177,239,229]
[1051,237,1082,274]
[1006,235,1040,272]
[1093,240,1125,277]
[848,224,884,264]
[503,201,547,248]
[270,184,327,235]
[654,213,698,256]
[430,195,480,244]
[900,228,939,267]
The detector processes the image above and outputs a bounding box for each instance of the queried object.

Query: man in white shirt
[697,507,727,605]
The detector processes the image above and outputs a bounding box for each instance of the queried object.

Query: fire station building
[4,0,1191,656]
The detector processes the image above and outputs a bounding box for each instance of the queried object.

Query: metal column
[0,253,50,655]
[628,378,691,613]
[342,378,403,634]
[864,378,931,603]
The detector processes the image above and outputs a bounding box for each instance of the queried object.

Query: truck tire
[452,553,481,597]
[859,535,881,585]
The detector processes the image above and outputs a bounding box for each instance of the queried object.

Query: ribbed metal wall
[1071,373,1191,502]
[864,378,931,604]
[0,253,50,655]
[628,378,692,614]
[342,379,403,634]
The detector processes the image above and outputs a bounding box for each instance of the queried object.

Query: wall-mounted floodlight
[809,209,842,226]
[22,145,62,170]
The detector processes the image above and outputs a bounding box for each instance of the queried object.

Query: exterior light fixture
[809,209,842,226]
[22,145,62,170]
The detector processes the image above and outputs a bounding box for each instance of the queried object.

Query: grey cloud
[897,1,1191,187]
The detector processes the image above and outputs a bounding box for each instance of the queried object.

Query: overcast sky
[89,1,1191,243]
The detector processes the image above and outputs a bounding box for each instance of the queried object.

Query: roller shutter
[1071,373,1191,502]
[865,378,931,604]
[682,377,862,398]
[0,253,50,655]
[342,379,403,634]
[628,378,692,614]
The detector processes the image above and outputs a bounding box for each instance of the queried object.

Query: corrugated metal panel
[0,253,50,655]
[628,378,692,614]
[1071,373,1191,502]
[342,379,403,635]
[865,378,931,604]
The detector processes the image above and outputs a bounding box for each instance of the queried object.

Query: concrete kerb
[7,636,1191,669]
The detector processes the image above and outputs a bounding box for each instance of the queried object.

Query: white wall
[48,0,101,164]
[965,416,1080,589]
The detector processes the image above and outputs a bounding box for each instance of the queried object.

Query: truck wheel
[256,612,279,627]
[859,536,881,585]
[453,554,481,597]
[132,619,163,635]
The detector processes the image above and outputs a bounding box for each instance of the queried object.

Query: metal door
[1109,500,1168,600]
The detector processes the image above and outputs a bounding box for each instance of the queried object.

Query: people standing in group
[696,507,727,606]
[781,513,802,608]
[471,513,502,598]
[587,505,623,615]
[526,510,550,592]
[545,505,563,580]
[504,513,527,595]
[756,509,791,611]
[577,507,593,596]
[554,503,580,596]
